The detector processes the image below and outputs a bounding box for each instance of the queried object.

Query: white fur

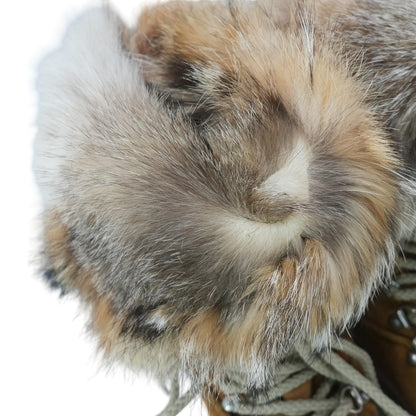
[221,214,306,267]
[34,8,141,207]
[259,139,311,203]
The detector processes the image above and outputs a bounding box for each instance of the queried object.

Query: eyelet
[341,386,369,414]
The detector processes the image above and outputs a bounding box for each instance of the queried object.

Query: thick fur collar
[34,3,415,388]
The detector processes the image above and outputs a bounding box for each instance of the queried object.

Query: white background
[0,1,207,415]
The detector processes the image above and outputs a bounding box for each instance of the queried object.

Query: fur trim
[34,2,413,387]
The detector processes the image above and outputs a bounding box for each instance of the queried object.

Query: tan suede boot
[355,242,416,415]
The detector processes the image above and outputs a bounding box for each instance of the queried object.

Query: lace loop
[340,386,368,414]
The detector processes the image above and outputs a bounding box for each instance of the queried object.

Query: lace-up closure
[215,339,410,416]
[158,338,411,416]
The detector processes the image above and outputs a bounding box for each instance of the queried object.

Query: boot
[354,242,416,414]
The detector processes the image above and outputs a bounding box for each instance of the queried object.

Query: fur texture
[33,1,415,388]
[314,0,416,167]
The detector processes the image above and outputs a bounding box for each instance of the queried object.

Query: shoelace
[157,337,411,416]
[157,243,416,416]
